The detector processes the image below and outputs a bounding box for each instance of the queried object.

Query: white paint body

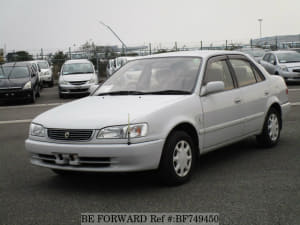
[25,51,290,172]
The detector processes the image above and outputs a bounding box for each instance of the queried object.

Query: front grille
[69,88,89,93]
[0,87,22,93]
[293,69,300,73]
[32,154,111,168]
[48,129,93,141]
[69,81,87,85]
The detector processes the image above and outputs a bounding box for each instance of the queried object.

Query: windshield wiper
[98,91,147,96]
[64,72,86,75]
[144,90,191,95]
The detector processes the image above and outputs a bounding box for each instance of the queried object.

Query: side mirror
[201,81,225,96]
[273,61,277,65]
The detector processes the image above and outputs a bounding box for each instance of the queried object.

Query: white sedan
[25,51,290,185]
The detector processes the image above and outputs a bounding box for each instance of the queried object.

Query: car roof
[271,50,298,54]
[135,50,248,60]
[64,59,92,64]
[2,61,30,67]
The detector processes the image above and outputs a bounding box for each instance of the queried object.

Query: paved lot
[0,84,300,225]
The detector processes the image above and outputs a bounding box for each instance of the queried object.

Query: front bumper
[41,75,53,82]
[280,71,300,81]
[25,139,165,172]
[0,88,33,101]
[59,84,92,95]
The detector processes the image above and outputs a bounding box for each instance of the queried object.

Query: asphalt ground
[0,84,300,225]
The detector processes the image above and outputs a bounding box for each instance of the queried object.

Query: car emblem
[64,131,70,139]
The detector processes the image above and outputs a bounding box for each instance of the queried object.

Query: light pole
[258,18,263,39]
[98,21,127,55]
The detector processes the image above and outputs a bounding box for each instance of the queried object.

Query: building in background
[252,34,300,50]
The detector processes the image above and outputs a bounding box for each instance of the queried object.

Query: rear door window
[229,59,257,87]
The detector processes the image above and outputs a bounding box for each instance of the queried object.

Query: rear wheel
[159,131,196,185]
[36,86,40,97]
[49,78,54,87]
[256,107,281,147]
[30,90,36,103]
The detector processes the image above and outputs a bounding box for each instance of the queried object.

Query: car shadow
[0,99,32,106]
[36,137,264,192]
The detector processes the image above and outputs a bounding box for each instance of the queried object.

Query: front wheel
[30,90,36,103]
[256,108,281,147]
[159,131,196,185]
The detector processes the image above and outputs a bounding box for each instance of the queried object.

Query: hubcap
[268,113,279,142]
[173,140,192,177]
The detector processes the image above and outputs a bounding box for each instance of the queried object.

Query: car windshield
[93,57,201,95]
[62,63,94,75]
[2,66,30,78]
[38,61,49,69]
[247,49,265,57]
[276,52,300,63]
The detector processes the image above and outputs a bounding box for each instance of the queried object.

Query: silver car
[25,51,290,185]
[37,60,53,87]
[260,50,300,82]
[58,59,98,98]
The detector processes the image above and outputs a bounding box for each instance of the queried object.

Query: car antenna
[127,113,131,145]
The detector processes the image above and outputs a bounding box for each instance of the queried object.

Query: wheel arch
[163,122,200,156]
[266,102,282,130]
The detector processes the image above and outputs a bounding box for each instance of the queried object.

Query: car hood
[281,62,300,69]
[61,74,93,82]
[0,77,29,88]
[33,95,187,129]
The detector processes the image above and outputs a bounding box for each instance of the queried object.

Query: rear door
[200,56,244,151]
[228,55,268,135]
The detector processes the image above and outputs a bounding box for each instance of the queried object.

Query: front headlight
[30,123,45,137]
[23,81,32,90]
[97,123,148,139]
[44,71,50,75]
[59,79,68,85]
[280,65,289,72]
[88,77,97,84]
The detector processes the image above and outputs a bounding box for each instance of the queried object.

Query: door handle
[234,98,241,104]
[264,91,269,96]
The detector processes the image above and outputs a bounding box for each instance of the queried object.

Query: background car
[106,59,115,77]
[28,60,43,91]
[260,50,300,82]
[58,59,98,98]
[37,60,53,87]
[0,62,40,103]
[236,47,266,63]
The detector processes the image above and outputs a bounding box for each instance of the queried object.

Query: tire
[36,86,40,97]
[256,107,281,148]
[59,92,64,99]
[30,90,36,103]
[159,130,196,185]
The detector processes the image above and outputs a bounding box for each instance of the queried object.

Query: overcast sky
[1,0,300,54]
